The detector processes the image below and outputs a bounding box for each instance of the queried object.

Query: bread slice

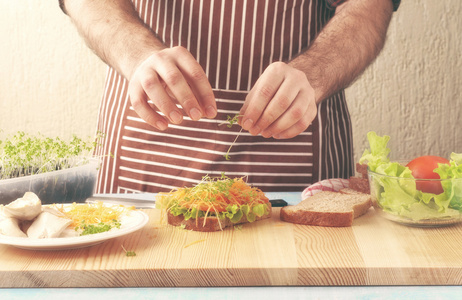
[167,202,272,232]
[348,163,371,194]
[280,191,371,227]
[348,176,370,194]
[339,187,366,196]
[355,163,369,179]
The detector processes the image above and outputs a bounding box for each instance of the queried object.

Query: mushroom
[3,192,42,221]
[27,211,72,239]
[0,217,27,238]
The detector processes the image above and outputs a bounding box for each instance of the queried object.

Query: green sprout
[219,114,243,160]
[76,219,121,236]
[225,114,240,128]
[0,131,104,180]
[121,245,137,257]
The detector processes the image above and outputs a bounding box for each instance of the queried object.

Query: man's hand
[63,0,217,131]
[240,0,394,140]
[239,62,317,139]
[128,46,217,130]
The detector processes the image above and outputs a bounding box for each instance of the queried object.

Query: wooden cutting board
[1,207,462,288]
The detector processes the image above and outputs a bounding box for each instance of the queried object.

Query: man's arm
[240,0,394,139]
[64,0,161,80]
[63,0,216,130]
[291,0,394,103]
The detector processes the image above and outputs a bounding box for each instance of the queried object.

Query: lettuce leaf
[359,131,391,172]
[165,202,269,224]
[399,202,460,221]
[227,203,269,223]
[225,204,244,223]
[434,152,462,210]
[253,203,267,217]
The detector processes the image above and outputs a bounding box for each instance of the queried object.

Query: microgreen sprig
[121,245,137,257]
[218,114,243,160]
[224,114,240,128]
[76,219,121,236]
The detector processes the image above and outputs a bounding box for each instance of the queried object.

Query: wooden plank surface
[1,207,462,287]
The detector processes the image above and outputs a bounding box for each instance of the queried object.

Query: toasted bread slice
[339,187,366,196]
[355,163,369,179]
[348,163,371,194]
[348,176,370,194]
[167,202,272,232]
[280,191,371,227]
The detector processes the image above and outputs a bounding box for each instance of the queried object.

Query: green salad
[359,131,462,221]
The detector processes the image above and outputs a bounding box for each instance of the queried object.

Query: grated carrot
[156,175,269,214]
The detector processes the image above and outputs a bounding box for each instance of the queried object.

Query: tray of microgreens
[0,132,102,205]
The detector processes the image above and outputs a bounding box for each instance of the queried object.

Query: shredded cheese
[184,239,207,248]
[53,202,134,228]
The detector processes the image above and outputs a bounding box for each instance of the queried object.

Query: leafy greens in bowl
[360,132,462,227]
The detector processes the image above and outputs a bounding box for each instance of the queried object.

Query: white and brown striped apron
[94,0,354,194]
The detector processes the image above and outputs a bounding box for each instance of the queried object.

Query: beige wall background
[1,0,461,164]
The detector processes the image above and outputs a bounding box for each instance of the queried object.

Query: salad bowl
[368,170,462,227]
[360,131,462,227]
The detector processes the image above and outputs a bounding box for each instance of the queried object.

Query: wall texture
[347,0,462,161]
[1,1,461,164]
[0,1,106,141]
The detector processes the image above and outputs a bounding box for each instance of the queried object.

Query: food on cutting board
[280,189,372,227]
[360,131,462,222]
[0,192,134,238]
[156,174,271,232]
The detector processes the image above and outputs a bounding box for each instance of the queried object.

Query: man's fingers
[128,78,170,130]
[129,47,218,130]
[151,52,201,120]
[239,62,317,139]
[137,67,184,124]
[156,46,216,120]
[270,98,317,139]
[271,112,315,139]
[180,63,217,118]
[250,79,300,136]
[239,70,284,133]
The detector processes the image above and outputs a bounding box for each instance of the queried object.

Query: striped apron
[94,0,354,193]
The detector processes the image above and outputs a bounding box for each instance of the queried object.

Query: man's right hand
[63,1,216,131]
[128,46,217,130]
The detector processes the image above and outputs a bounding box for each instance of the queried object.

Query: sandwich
[155,175,272,232]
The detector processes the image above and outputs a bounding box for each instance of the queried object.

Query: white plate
[0,207,149,251]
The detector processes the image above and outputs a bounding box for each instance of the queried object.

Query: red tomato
[406,155,450,194]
